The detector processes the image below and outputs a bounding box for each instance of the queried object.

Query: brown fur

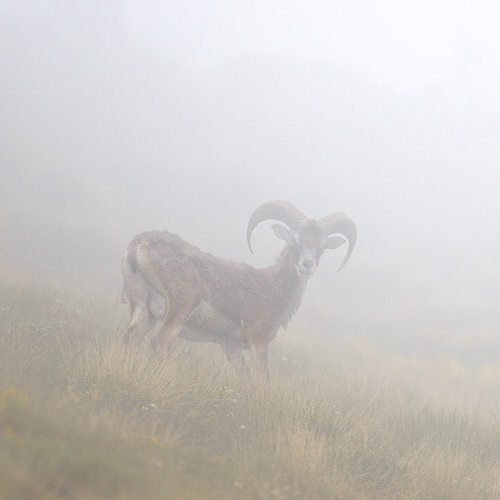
[122,215,352,383]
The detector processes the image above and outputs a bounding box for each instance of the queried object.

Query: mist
[1,1,499,368]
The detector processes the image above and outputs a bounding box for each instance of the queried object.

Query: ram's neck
[267,248,308,328]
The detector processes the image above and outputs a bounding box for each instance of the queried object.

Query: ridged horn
[316,213,357,271]
[247,200,308,254]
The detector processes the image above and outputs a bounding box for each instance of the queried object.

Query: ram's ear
[272,224,293,243]
[324,236,345,250]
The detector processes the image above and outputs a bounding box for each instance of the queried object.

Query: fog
[1,1,499,367]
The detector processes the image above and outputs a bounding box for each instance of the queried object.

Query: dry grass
[0,276,499,499]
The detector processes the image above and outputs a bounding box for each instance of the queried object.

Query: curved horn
[247,200,308,254]
[317,213,357,271]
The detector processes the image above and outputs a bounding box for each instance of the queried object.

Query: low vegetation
[0,276,499,499]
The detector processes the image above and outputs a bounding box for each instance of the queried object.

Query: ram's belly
[179,301,246,345]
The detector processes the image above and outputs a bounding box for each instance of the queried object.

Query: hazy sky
[1,1,499,365]
[123,1,500,101]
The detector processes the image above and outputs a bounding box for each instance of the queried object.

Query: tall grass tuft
[0,276,499,499]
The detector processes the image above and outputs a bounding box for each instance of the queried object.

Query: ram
[122,200,356,381]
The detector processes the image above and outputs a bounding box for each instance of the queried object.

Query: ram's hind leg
[123,297,158,348]
[150,293,200,361]
[122,265,160,349]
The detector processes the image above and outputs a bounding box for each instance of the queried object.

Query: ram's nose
[302,259,315,272]
[297,258,316,277]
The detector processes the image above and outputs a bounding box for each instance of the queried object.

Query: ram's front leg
[222,342,251,379]
[250,342,270,385]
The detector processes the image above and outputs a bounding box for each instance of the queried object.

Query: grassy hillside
[0,276,499,499]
